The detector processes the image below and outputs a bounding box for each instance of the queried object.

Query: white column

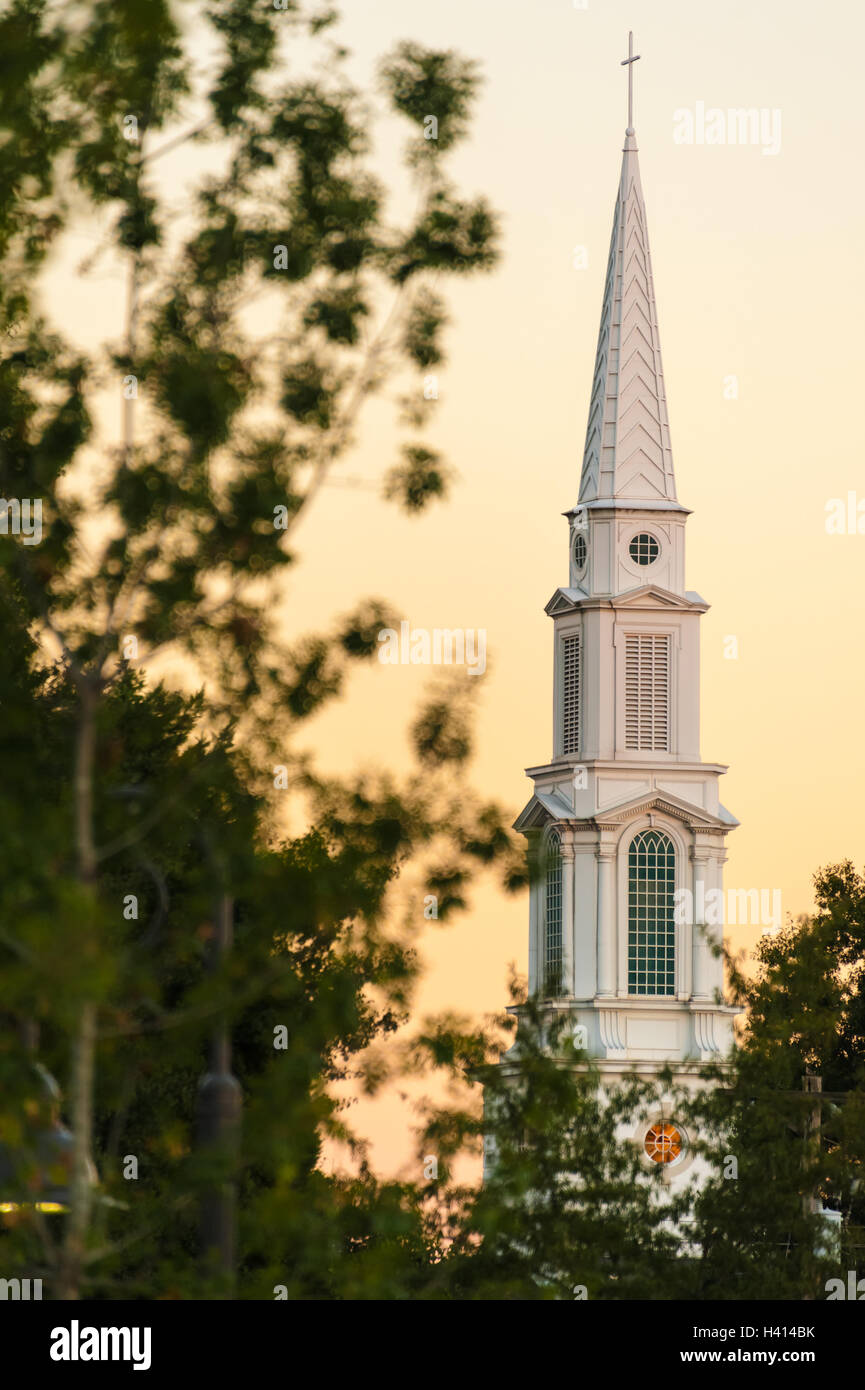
[572,842,596,998]
[561,830,575,996]
[709,848,728,997]
[528,836,539,995]
[597,843,616,997]
[691,847,710,999]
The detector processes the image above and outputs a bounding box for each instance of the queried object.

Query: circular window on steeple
[572,532,587,572]
[644,1122,685,1165]
[629,532,659,566]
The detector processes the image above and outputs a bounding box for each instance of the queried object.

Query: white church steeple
[511,39,740,1160]
[578,121,676,508]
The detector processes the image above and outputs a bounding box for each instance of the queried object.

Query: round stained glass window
[629,533,659,565]
[573,533,587,571]
[644,1122,684,1165]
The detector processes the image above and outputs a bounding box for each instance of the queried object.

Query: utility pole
[802,1070,823,1217]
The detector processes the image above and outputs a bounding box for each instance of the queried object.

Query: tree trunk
[56,682,99,1300]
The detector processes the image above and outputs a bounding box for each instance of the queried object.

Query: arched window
[627,829,675,996]
[544,829,563,996]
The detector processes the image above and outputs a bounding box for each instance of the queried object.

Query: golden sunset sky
[311,0,865,1171]
[45,0,865,1173]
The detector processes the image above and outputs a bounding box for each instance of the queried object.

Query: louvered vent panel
[562,635,580,754]
[624,634,670,751]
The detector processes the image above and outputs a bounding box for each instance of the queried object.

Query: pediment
[515,786,737,836]
[544,587,586,617]
[613,585,705,611]
[513,788,576,832]
[593,790,731,832]
[544,585,708,616]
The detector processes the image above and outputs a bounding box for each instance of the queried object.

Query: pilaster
[597,841,617,997]
[560,829,576,996]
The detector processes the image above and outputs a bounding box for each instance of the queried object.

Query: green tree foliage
[412,996,687,1300]
[675,871,865,1298]
[403,873,865,1301]
[0,0,509,1299]
[2,0,863,1307]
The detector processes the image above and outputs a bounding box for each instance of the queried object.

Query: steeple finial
[621,31,641,134]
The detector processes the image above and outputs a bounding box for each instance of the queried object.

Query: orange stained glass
[644,1122,683,1164]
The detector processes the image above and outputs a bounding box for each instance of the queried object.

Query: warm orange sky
[308,0,865,1171]
[43,0,865,1174]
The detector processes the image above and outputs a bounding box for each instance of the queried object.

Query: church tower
[511,37,739,1175]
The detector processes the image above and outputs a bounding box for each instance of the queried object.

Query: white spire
[578,115,677,506]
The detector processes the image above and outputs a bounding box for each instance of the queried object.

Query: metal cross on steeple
[621,30,641,132]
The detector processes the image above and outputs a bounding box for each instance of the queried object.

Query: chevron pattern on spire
[578,132,677,504]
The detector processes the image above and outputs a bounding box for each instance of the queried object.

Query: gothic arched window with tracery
[544,829,563,996]
[627,829,675,996]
